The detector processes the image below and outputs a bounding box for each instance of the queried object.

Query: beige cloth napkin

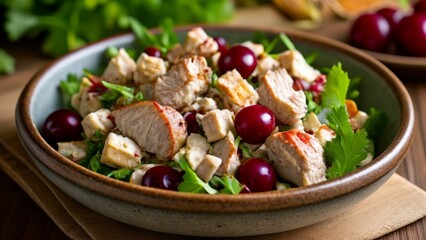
[1,89,426,239]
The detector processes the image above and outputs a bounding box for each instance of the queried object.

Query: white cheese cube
[303,112,321,133]
[314,125,336,146]
[100,132,142,168]
[195,154,222,182]
[81,108,115,139]
[350,110,369,131]
[184,134,211,170]
[199,109,235,142]
[57,141,87,162]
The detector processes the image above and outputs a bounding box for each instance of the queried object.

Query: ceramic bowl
[16,25,414,237]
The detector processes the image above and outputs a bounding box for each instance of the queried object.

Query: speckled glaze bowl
[16,26,414,237]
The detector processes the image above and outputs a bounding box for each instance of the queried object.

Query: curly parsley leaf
[176,155,218,194]
[324,106,371,179]
[321,63,350,109]
[235,136,254,159]
[210,175,243,194]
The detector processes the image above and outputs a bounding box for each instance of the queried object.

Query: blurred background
[0,0,406,75]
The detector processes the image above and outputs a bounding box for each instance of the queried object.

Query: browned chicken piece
[112,101,187,161]
[216,69,259,113]
[183,27,218,58]
[240,41,265,57]
[265,130,326,186]
[254,53,280,78]
[103,48,136,85]
[277,50,320,83]
[133,52,168,85]
[257,68,307,125]
[154,56,212,110]
[212,132,240,176]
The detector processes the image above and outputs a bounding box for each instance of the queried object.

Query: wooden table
[1,6,425,239]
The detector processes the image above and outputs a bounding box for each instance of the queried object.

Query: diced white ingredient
[100,132,142,168]
[240,41,264,57]
[303,112,322,133]
[182,97,218,113]
[199,109,235,142]
[216,69,259,113]
[252,144,269,159]
[183,134,211,170]
[103,48,136,85]
[133,52,168,85]
[81,108,115,139]
[195,154,222,182]
[277,50,320,83]
[71,77,102,117]
[57,141,87,162]
[350,110,369,131]
[314,125,336,146]
[212,132,240,176]
[129,164,159,185]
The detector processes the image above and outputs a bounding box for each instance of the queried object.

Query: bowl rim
[16,24,415,213]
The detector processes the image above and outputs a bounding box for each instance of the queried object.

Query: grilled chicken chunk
[81,108,115,139]
[277,50,320,83]
[183,27,218,58]
[154,56,212,110]
[181,133,211,170]
[254,54,280,78]
[216,69,259,113]
[257,68,307,125]
[133,52,168,85]
[240,41,265,57]
[112,101,187,160]
[265,130,326,186]
[103,48,136,85]
[212,132,240,176]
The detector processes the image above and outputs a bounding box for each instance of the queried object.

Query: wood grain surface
[1,5,425,240]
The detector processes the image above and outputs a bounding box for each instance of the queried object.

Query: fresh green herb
[305,51,319,65]
[253,32,296,54]
[59,74,81,108]
[211,72,219,88]
[279,33,296,51]
[118,16,178,53]
[362,107,388,140]
[107,168,133,181]
[324,106,371,179]
[100,81,144,108]
[305,91,320,114]
[320,63,350,109]
[235,136,254,159]
[2,0,233,60]
[0,48,15,75]
[176,155,218,194]
[210,175,243,194]
[347,76,361,99]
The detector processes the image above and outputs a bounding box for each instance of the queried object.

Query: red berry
[235,105,276,144]
[214,36,228,54]
[237,158,277,192]
[142,166,183,191]
[144,46,162,58]
[42,109,83,145]
[376,7,405,38]
[218,45,257,79]
[350,13,391,52]
[414,0,426,14]
[395,14,426,56]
